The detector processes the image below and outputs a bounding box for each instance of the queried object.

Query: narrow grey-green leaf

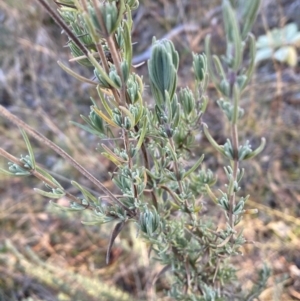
[19,127,35,169]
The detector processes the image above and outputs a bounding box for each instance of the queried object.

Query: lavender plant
[0,0,270,299]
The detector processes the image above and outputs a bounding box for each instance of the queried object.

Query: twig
[0,147,80,204]
[0,105,134,215]
[36,0,88,57]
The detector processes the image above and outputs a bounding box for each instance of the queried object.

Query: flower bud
[193,53,207,82]
[112,108,122,127]
[89,110,104,133]
[121,61,129,83]
[90,1,123,35]
[178,88,195,116]
[109,69,122,88]
[127,79,139,103]
[148,39,178,109]
[139,207,160,236]
[94,68,111,88]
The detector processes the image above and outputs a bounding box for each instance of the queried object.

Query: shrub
[0,0,269,299]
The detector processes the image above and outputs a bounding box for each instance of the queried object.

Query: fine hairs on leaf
[0,0,270,299]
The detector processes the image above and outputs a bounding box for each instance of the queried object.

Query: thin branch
[228,123,239,229]
[168,136,194,220]
[0,105,134,215]
[0,147,80,204]
[36,0,89,57]
[91,0,110,74]
[106,34,126,106]
[159,184,181,206]
[140,143,158,209]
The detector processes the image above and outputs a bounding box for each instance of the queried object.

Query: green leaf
[96,86,113,118]
[119,106,135,128]
[35,166,64,190]
[70,121,104,137]
[123,21,133,67]
[203,124,226,156]
[34,188,65,199]
[135,116,148,152]
[0,167,15,176]
[19,128,35,170]
[243,137,266,160]
[93,106,119,128]
[205,36,223,93]
[212,55,226,80]
[240,0,260,40]
[183,154,204,179]
[57,60,97,85]
[88,55,119,89]
[222,0,242,70]
[243,34,256,90]
[71,180,98,205]
[148,40,178,107]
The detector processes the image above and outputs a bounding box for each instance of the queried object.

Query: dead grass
[0,0,300,300]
